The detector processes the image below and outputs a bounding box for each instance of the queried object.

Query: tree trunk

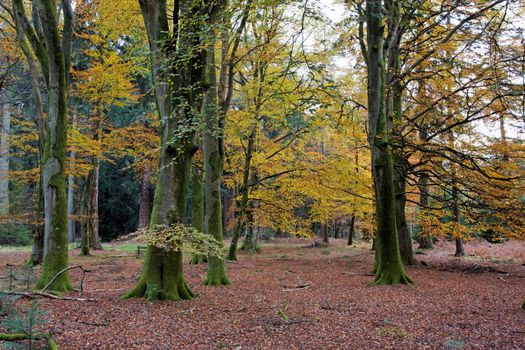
[86,157,102,250]
[137,166,153,230]
[66,157,75,243]
[67,115,76,243]
[240,203,256,252]
[190,166,206,264]
[0,96,10,215]
[202,6,229,285]
[124,0,198,300]
[417,164,433,249]
[322,223,329,244]
[34,0,72,292]
[347,215,355,246]
[395,167,415,265]
[227,127,255,260]
[452,185,465,257]
[366,0,411,285]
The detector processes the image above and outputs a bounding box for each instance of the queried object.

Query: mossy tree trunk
[202,2,229,285]
[124,0,201,301]
[26,0,74,292]
[365,0,411,285]
[190,166,206,264]
[385,3,414,267]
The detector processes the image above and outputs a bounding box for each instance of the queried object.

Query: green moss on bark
[123,246,193,301]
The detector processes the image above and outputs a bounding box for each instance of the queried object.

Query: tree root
[374,270,413,285]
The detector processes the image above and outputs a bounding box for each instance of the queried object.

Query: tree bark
[365,0,411,285]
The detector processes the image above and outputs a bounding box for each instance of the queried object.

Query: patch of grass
[107,243,141,253]
[321,249,331,255]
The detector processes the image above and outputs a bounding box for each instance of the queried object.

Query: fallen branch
[41,265,87,293]
[282,283,310,292]
[7,291,98,302]
[78,320,109,327]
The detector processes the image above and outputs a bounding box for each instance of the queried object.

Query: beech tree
[364,0,411,285]
[123,0,205,301]
[11,0,74,291]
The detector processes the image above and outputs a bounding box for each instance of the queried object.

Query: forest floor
[1,238,525,350]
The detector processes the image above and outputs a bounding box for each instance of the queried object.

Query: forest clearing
[1,238,525,350]
[1,0,525,348]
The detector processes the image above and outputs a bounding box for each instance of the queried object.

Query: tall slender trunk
[67,115,76,243]
[137,166,153,230]
[417,122,433,249]
[0,97,10,215]
[347,215,355,246]
[227,127,255,260]
[322,223,329,244]
[202,5,229,285]
[366,0,411,285]
[417,169,433,249]
[452,184,464,257]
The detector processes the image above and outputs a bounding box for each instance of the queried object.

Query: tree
[12,0,75,291]
[364,0,411,285]
[123,0,204,301]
